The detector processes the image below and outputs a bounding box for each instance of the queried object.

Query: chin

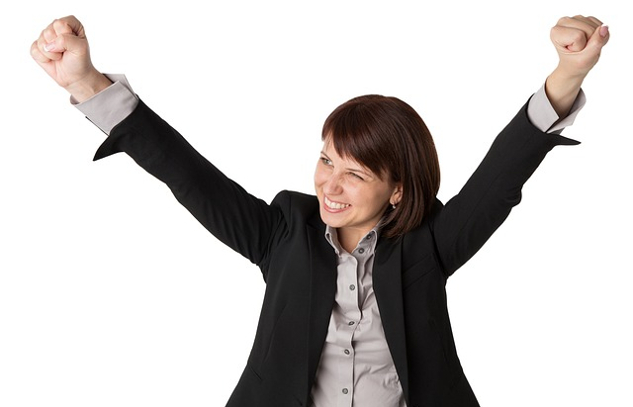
[319,207,348,229]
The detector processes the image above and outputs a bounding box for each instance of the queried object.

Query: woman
[31,15,609,407]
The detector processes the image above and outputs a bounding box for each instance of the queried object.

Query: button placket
[316,226,386,406]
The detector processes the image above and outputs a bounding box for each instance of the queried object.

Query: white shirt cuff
[527,83,586,133]
[72,74,139,135]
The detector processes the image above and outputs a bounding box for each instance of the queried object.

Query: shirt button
[342,388,349,394]
[349,284,356,291]
[348,321,355,326]
[344,349,351,355]
[358,248,365,254]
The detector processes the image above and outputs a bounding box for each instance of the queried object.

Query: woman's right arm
[98,99,285,267]
[31,16,285,268]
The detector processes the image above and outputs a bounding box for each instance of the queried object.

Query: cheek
[361,187,391,211]
[314,167,326,189]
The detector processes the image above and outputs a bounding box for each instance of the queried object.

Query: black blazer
[94,98,578,407]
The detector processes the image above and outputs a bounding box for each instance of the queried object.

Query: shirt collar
[324,223,381,256]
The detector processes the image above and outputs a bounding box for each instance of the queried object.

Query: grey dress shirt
[74,75,585,407]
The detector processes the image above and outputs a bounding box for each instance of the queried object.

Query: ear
[390,183,403,206]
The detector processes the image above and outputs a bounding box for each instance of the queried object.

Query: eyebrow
[320,151,373,178]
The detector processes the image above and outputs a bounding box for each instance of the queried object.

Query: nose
[323,172,343,196]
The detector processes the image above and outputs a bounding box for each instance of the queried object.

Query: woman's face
[314,139,402,238]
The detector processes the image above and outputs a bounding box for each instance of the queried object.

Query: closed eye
[349,172,365,181]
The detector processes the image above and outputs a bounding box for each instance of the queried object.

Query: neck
[337,227,367,253]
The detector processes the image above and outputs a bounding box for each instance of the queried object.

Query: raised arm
[430,15,609,276]
[31,16,286,271]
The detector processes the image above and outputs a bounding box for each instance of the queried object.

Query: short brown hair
[322,94,440,238]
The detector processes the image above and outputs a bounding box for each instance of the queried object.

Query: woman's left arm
[429,15,609,276]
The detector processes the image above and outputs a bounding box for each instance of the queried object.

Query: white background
[1,1,631,406]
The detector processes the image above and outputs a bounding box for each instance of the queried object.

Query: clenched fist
[546,15,610,116]
[30,15,111,102]
[551,15,609,77]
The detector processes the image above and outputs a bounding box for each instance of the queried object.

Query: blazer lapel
[305,222,338,391]
[373,237,410,402]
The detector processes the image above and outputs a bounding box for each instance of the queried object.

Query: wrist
[545,67,585,118]
[65,71,112,103]
[554,61,588,81]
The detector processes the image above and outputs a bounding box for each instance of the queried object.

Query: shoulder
[271,190,318,210]
[398,198,444,261]
[271,190,322,229]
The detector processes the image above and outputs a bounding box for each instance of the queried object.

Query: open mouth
[324,196,351,211]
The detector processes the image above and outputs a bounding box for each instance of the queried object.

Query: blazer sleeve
[429,97,580,277]
[93,99,285,269]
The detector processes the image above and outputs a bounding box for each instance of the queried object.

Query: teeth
[325,196,350,210]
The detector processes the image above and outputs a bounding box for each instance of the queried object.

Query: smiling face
[319,94,440,240]
[314,138,402,245]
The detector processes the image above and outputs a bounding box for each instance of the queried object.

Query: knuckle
[588,16,603,26]
[52,18,64,29]
[557,16,571,25]
[40,30,52,44]
[550,25,562,38]
[29,42,39,57]
[571,30,585,41]
[30,42,46,62]
[53,18,72,34]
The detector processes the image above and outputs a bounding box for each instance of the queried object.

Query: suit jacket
[94,98,579,407]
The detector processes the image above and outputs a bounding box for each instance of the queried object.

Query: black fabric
[94,98,578,406]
